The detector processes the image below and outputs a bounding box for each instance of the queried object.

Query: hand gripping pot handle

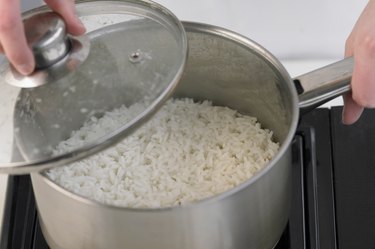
[294,57,353,112]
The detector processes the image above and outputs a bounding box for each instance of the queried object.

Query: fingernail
[341,111,349,125]
[18,63,34,75]
[76,16,86,32]
[341,105,349,125]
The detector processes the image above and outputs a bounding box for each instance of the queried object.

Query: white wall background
[21,0,368,60]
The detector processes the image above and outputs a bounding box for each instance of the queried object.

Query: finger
[44,0,85,36]
[351,37,375,108]
[0,0,34,75]
[342,93,364,125]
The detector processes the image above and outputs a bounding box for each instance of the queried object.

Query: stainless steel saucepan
[31,22,352,249]
[1,1,353,249]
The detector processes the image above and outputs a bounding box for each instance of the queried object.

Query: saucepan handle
[293,56,353,113]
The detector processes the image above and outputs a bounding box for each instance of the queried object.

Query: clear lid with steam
[0,0,187,174]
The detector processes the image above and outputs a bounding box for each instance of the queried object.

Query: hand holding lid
[0,0,187,174]
[24,12,71,69]
[0,0,85,75]
[0,10,90,88]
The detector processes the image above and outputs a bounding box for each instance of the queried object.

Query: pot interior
[174,23,298,145]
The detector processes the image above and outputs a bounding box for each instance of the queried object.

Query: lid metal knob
[23,12,71,69]
[0,10,89,88]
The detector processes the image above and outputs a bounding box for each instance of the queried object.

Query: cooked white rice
[46,98,279,208]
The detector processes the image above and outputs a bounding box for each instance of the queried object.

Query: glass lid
[0,0,188,174]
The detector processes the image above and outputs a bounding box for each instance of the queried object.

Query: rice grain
[47,98,279,208]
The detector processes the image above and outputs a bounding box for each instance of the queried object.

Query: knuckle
[359,34,375,56]
[345,35,354,52]
[345,41,353,55]
[352,92,375,108]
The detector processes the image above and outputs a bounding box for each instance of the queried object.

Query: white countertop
[0,58,344,237]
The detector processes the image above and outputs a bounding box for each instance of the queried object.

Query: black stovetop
[2,107,375,249]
